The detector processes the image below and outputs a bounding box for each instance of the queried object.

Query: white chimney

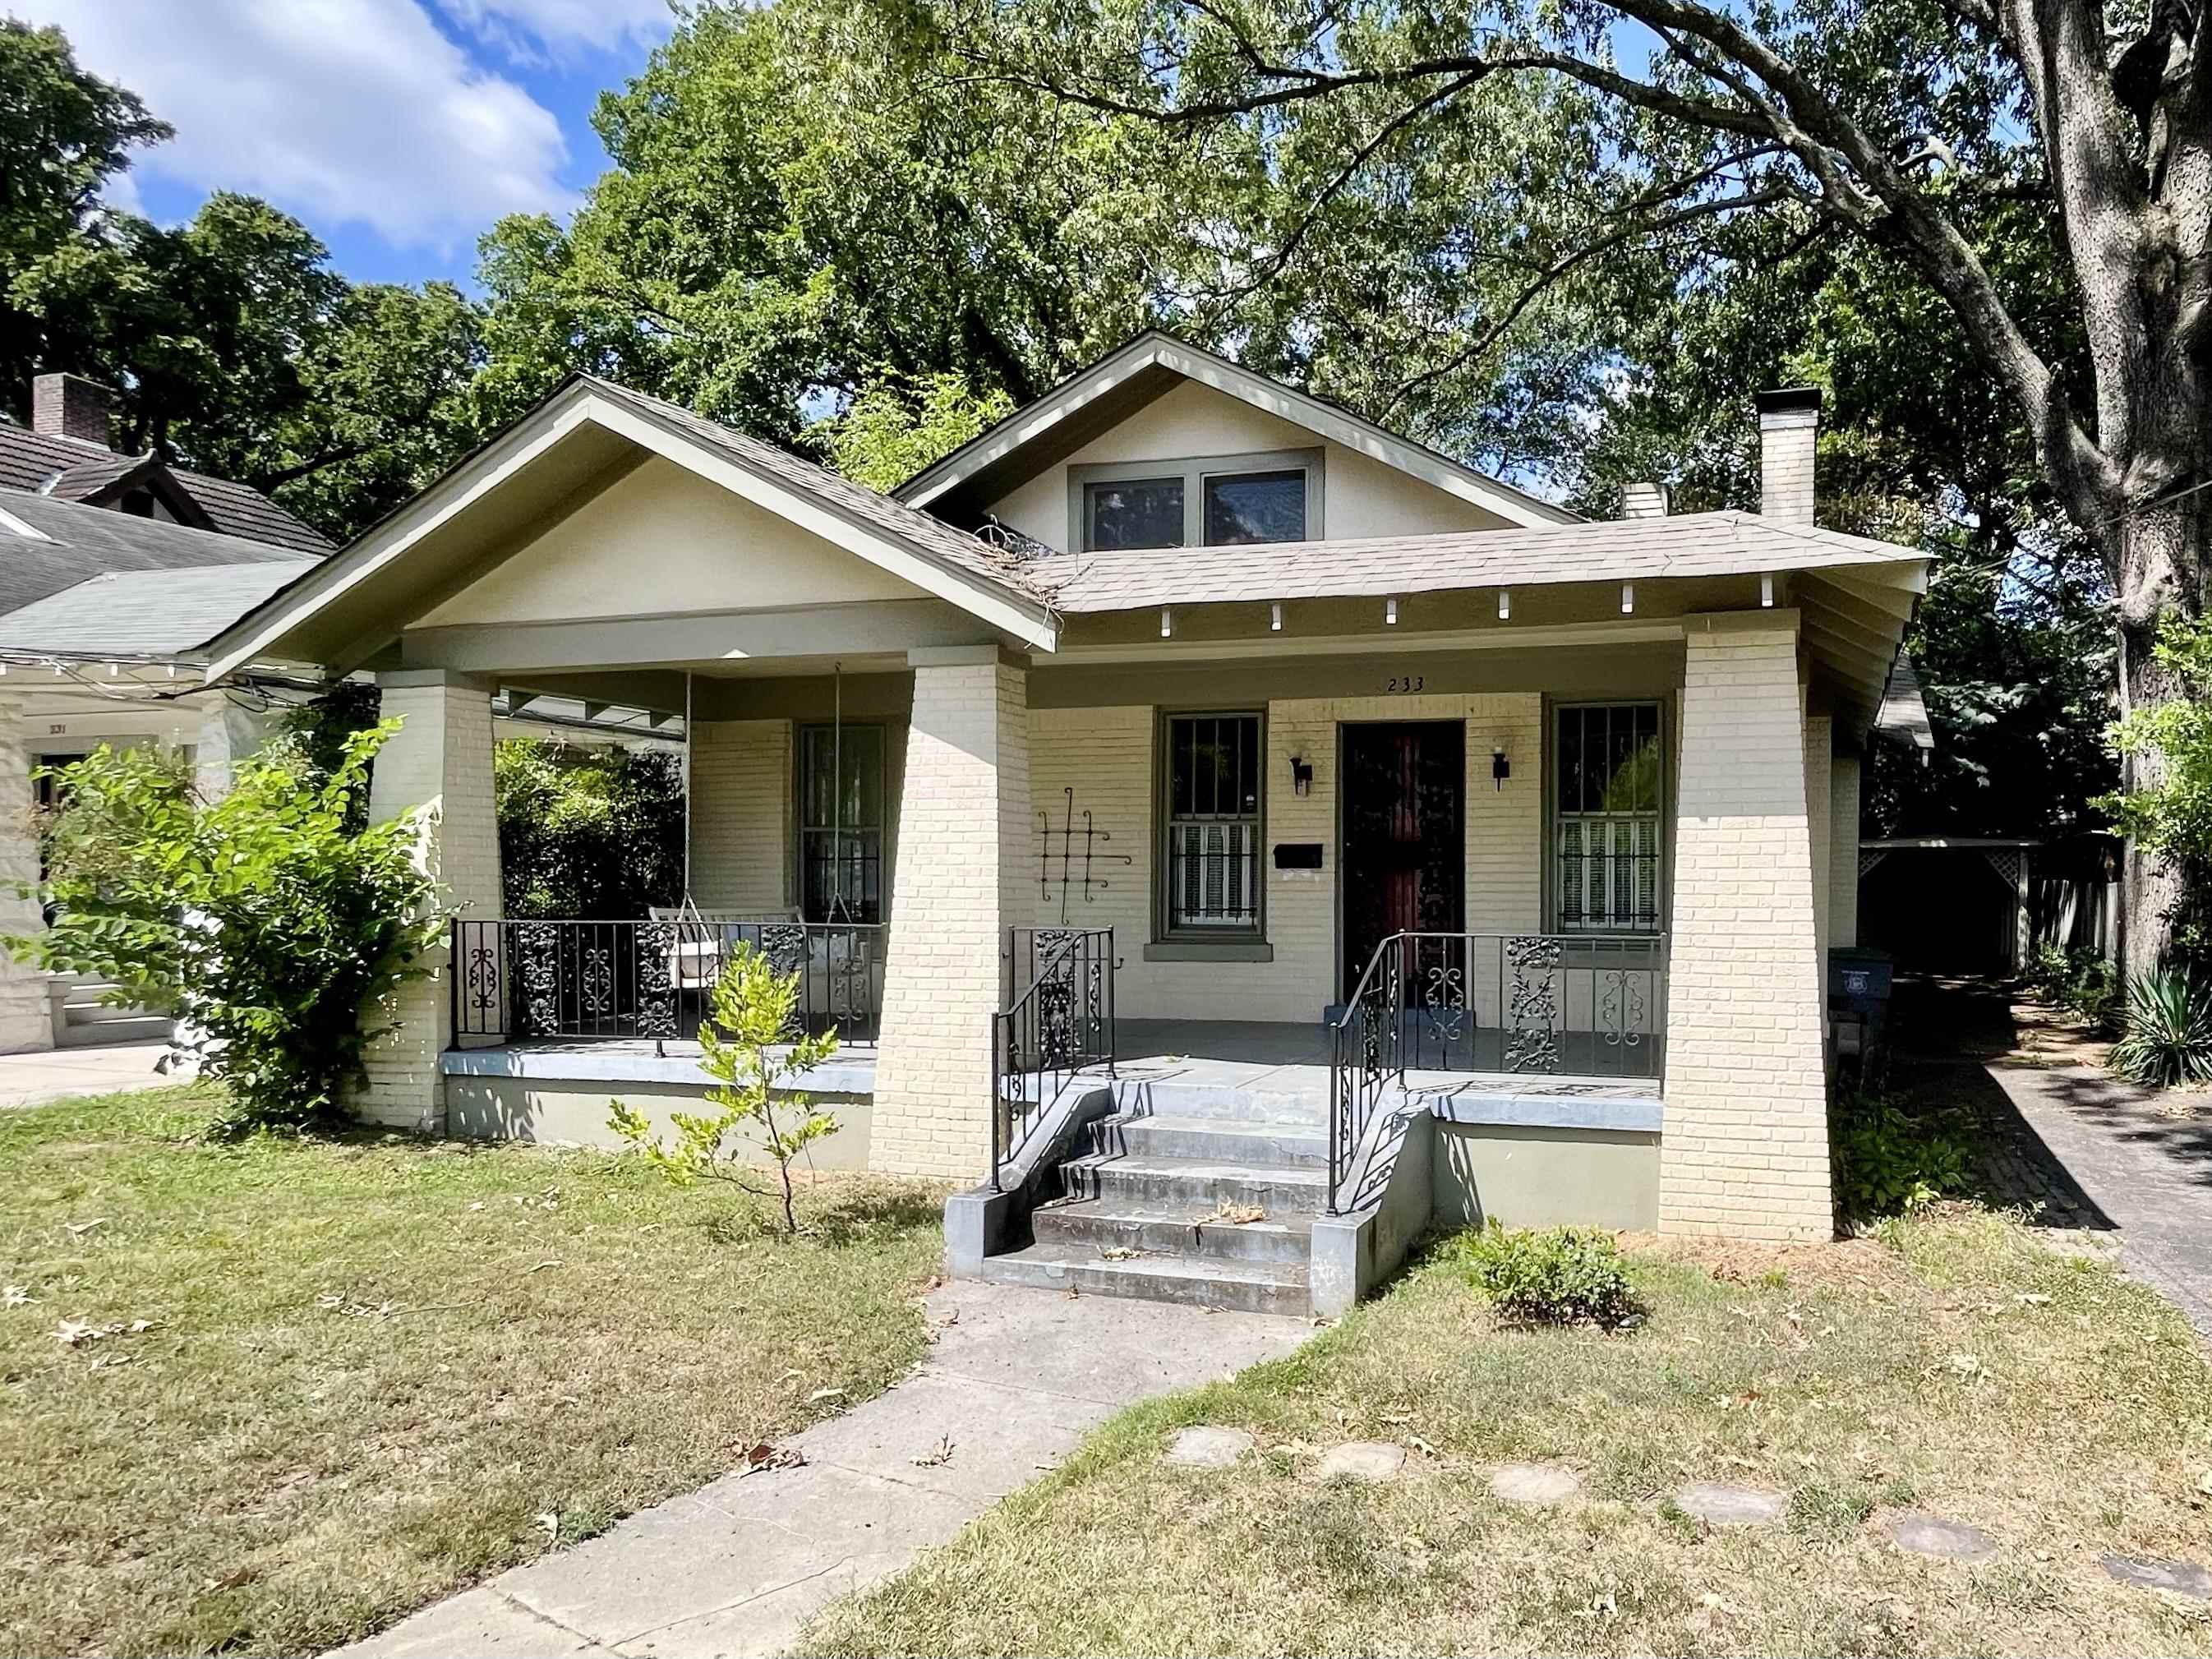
[31,372,117,451]
[1756,386,1821,523]
[1621,482,1670,519]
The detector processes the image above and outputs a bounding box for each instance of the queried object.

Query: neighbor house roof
[0,563,309,657]
[894,330,1580,532]
[0,491,318,623]
[0,422,334,553]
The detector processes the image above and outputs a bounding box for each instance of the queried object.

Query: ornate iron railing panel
[992,928,1116,1191]
[450,917,886,1044]
[1326,931,1667,1214]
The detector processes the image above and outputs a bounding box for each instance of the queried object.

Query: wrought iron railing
[991,927,1116,1191]
[450,917,885,1044]
[1326,931,1667,1213]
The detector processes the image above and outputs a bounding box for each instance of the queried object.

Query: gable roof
[0,490,317,624]
[0,563,309,657]
[199,374,1059,679]
[0,422,334,553]
[894,330,1580,531]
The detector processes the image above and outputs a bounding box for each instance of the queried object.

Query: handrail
[1325,930,1669,1214]
[991,927,1116,1192]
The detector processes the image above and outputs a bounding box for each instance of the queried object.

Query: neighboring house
[1,374,332,554]
[193,331,1929,1314]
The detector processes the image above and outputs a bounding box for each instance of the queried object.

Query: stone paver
[1316,1441,1405,1484]
[1984,1062,2212,1336]
[1164,1426,1254,1468]
[1488,1463,1583,1506]
[0,1040,188,1108]
[334,1281,1310,1659]
[2104,1555,2212,1599]
[1673,1482,1787,1527]
[1887,1512,1999,1561]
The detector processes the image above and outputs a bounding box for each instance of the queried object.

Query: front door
[1339,721,1464,998]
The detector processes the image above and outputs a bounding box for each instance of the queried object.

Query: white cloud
[25,0,581,250]
[435,0,673,64]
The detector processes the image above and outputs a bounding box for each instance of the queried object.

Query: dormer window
[1074,449,1322,551]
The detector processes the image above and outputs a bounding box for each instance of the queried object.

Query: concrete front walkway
[1985,1062,2212,1336]
[0,1040,189,1108]
[336,1280,1311,1658]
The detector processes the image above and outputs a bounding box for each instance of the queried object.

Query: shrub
[12,723,445,1129]
[2028,944,2120,1025]
[610,942,841,1234]
[1832,1089,1974,1218]
[1459,1219,1642,1329]
[2108,969,2212,1087]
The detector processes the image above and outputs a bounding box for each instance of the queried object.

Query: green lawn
[802,1210,2212,1657]
[0,1086,946,1657]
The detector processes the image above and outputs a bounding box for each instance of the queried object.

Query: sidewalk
[1984,1062,2212,1336]
[0,1040,188,1108]
[335,1279,1312,1658]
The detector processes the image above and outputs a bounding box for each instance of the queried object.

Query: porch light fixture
[1385,597,1399,625]
[1620,583,1635,615]
[1491,745,1511,790]
[1761,573,1776,607]
[1159,607,1173,638]
[1498,588,1511,620]
[1289,753,1314,796]
[1270,601,1283,632]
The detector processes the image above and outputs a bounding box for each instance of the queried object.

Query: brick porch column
[871,647,1033,1181]
[354,671,503,1132]
[1657,618,1832,1241]
[0,699,54,1053]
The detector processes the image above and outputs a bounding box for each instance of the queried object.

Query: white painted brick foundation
[870,657,1033,1180]
[353,675,503,1132]
[1657,622,1833,1241]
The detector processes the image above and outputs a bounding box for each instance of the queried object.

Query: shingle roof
[0,491,316,620]
[0,422,334,553]
[579,376,1053,606]
[0,563,309,657]
[1035,510,1929,611]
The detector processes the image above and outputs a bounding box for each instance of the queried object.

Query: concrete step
[1085,1113,1331,1169]
[977,1238,1310,1316]
[65,997,155,1022]
[1030,1196,1315,1265]
[1060,1151,1331,1217]
[57,1016,172,1048]
[1100,1075,1330,1127]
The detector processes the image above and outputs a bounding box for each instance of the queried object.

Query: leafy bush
[1459,1219,1643,1329]
[2102,614,2212,968]
[611,943,841,1234]
[2027,944,2120,1027]
[12,724,445,1128]
[2109,969,2212,1088]
[495,739,684,919]
[1832,1089,1974,1218]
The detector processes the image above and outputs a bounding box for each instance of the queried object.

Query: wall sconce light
[1385,597,1399,625]
[1491,746,1511,790]
[1498,588,1512,620]
[1270,601,1283,632]
[1289,754,1314,797]
[1760,572,1776,608]
[1620,582,1635,615]
[1159,606,1173,638]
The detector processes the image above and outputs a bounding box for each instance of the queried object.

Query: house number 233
[1385,674,1426,694]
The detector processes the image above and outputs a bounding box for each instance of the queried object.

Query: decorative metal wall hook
[1039,785,1132,922]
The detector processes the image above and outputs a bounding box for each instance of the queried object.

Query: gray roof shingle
[1035,510,1929,611]
[0,423,334,553]
[0,491,317,624]
[0,563,309,657]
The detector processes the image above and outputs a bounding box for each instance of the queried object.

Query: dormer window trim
[1068,446,1325,552]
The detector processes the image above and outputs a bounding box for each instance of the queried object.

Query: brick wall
[1829,755,1860,948]
[689,719,791,910]
[353,677,503,1131]
[1806,714,1832,966]
[1657,623,1833,1241]
[1023,693,1543,1021]
[870,659,1031,1180]
[0,698,52,1053]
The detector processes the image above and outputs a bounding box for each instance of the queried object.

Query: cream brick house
[201,334,1927,1315]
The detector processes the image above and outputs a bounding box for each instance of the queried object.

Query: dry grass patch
[0,1085,947,1657]
[802,1211,2212,1657]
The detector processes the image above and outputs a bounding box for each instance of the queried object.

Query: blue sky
[15,0,675,290]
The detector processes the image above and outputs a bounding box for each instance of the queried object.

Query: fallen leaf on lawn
[525,1260,561,1274]
[3,1285,30,1306]
[63,1219,108,1237]
[127,1319,158,1334]
[203,1566,256,1592]
[54,1317,117,1346]
[534,1511,559,1537]
[808,1387,847,1403]
[466,1201,486,1212]
[740,1441,804,1475]
[2015,1293,2053,1306]
[1946,1353,1982,1376]
[912,1435,956,1468]
[88,1353,135,1371]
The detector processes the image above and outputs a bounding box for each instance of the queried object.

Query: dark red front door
[1339,721,1464,998]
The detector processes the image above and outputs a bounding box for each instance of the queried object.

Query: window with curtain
[1162,712,1262,934]
[1555,703,1663,933]
[799,724,883,924]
